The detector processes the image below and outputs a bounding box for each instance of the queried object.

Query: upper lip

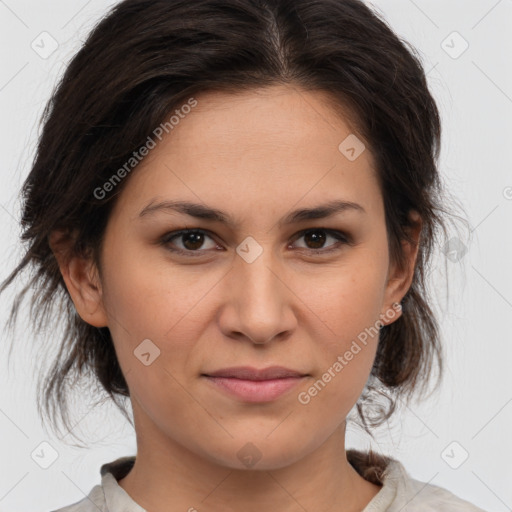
[203,366,307,381]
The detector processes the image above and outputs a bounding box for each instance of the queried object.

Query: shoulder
[49,456,137,512]
[389,463,489,512]
[50,484,106,512]
[347,448,488,512]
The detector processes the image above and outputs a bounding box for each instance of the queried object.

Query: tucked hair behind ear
[1,0,467,444]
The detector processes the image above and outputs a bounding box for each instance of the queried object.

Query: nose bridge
[236,238,283,308]
[225,237,294,342]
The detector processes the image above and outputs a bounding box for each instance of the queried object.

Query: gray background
[0,1,511,511]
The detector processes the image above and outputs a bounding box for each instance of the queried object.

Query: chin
[197,434,313,471]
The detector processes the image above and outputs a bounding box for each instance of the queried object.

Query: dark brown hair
[1,0,465,444]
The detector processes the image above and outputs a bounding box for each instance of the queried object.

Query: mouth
[201,366,309,403]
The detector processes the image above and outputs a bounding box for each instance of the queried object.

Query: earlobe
[49,231,108,328]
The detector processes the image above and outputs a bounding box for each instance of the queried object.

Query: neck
[118,404,382,512]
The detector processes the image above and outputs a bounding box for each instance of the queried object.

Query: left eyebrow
[138,199,366,227]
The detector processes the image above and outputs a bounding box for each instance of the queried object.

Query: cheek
[101,242,201,333]
[99,251,209,421]
[295,280,381,428]
[295,258,388,345]
[291,253,388,398]
[99,242,225,382]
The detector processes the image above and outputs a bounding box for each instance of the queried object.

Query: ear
[380,210,422,326]
[49,230,108,328]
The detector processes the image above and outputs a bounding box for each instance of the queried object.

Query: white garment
[51,451,488,512]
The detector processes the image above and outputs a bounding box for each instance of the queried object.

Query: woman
[1,0,487,510]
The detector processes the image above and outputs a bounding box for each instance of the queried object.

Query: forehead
[114,85,382,222]
[167,85,366,160]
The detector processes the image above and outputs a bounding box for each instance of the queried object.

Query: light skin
[50,84,421,512]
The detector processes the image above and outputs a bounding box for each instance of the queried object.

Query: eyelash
[159,228,352,257]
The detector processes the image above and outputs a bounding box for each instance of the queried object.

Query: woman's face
[71,85,416,469]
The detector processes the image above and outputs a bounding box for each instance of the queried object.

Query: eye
[160,227,351,257]
[290,228,351,254]
[161,229,219,256]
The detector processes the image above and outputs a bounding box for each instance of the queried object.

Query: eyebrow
[138,199,366,227]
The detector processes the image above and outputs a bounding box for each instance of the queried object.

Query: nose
[217,246,297,344]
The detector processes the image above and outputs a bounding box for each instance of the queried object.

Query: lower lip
[203,376,306,403]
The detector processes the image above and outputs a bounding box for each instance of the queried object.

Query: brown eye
[160,227,351,258]
[181,231,206,250]
[292,228,350,253]
[303,230,327,249]
[161,229,218,255]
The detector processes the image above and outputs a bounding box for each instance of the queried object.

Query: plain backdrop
[0,1,511,511]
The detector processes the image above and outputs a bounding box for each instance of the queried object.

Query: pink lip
[202,366,309,403]
[203,376,307,402]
